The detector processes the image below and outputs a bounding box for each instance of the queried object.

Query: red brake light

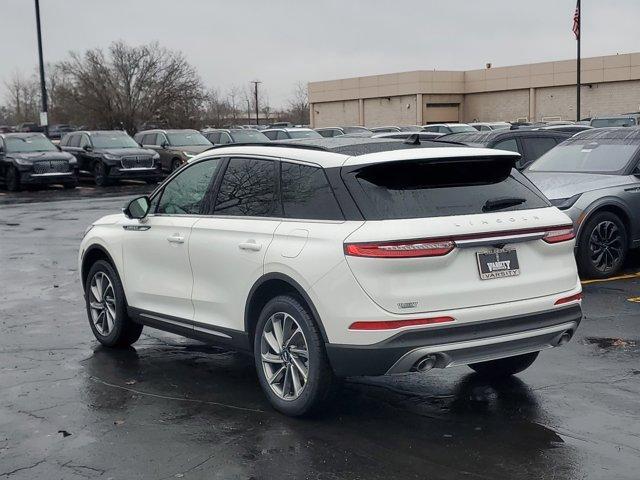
[554,292,582,305]
[349,316,455,330]
[543,226,575,244]
[344,240,455,258]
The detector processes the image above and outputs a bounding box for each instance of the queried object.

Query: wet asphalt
[1,183,639,480]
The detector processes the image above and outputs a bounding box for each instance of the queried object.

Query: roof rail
[204,142,328,152]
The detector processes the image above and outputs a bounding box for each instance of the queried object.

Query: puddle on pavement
[584,337,637,349]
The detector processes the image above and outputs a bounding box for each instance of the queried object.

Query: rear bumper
[325,304,582,377]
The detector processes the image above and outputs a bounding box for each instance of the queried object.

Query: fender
[577,197,635,246]
[244,272,329,343]
[80,243,118,290]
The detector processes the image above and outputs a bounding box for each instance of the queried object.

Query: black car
[315,126,372,137]
[48,124,75,141]
[202,128,270,145]
[0,133,78,191]
[16,122,44,133]
[440,129,572,169]
[61,130,162,186]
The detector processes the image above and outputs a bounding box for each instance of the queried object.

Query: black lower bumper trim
[325,304,582,377]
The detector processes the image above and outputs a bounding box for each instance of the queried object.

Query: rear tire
[85,260,143,348]
[469,352,539,378]
[577,211,627,279]
[254,295,335,416]
[171,158,182,172]
[6,166,21,192]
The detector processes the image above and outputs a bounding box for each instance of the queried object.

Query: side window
[521,137,558,161]
[157,159,221,215]
[276,131,289,140]
[281,162,343,221]
[493,138,520,153]
[219,133,232,145]
[263,131,277,140]
[142,133,157,145]
[69,134,81,147]
[207,132,221,144]
[214,157,277,217]
[317,130,331,138]
[79,134,91,148]
[438,126,450,134]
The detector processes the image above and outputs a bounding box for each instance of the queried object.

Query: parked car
[422,123,477,134]
[61,130,162,186]
[202,128,270,145]
[590,114,640,128]
[369,126,402,133]
[525,128,640,278]
[527,124,594,134]
[0,125,14,133]
[469,122,511,131]
[262,128,322,141]
[372,131,443,141]
[48,124,75,140]
[440,129,572,169]
[315,126,372,137]
[0,132,78,191]
[79,137,581,416]
[133,129,212,172]
[16,122,44,133]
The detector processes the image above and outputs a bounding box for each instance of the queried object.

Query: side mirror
[161,141,169,149]
[82,144,93,152]
[633,165,640,177]
[123,196,150,219]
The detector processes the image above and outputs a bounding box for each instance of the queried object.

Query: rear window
[343,157,549,220]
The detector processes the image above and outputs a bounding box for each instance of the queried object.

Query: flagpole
[576,0,581,122]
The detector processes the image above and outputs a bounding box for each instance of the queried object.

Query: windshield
[528,141,640,174]
[229,130,270,143]
[591,118,637,128]
[449,125,477,133]
[167,131,211,146]
[91,133,139,149]
[288,130,322,139]
[5,135,57,153]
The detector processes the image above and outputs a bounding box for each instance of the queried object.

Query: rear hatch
[342,152,578,315]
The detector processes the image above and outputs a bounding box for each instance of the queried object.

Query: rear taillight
[543,226,575,244]
[349,316,455,330]
[344,240,455,258]
[554,292,582,305]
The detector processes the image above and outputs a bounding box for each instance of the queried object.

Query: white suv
[79,138,582,416]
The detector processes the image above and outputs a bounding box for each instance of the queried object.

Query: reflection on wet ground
[1,192,639,479]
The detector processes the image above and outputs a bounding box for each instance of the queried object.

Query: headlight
[68,156,77,165]
[550,194,582,210]
[103,153,120,161]
[152,152,160,160]
[182,151,195,158]
[14,157,33,166]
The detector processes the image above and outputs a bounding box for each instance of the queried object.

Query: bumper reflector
[554,292,582,305]
[349,316,455,331]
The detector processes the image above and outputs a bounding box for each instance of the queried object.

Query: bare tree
[3,71,39,123]
[285,81,309,125]
[57,41,206,132]
[226,86,242,124]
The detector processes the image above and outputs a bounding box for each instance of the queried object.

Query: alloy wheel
[588,220,623,274]
[89,271,117,336]
[260,312,309,401]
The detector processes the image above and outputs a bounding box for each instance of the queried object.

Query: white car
[79,138,582,416]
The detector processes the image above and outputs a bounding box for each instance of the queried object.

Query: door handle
[624,186,640,192]
[239,240,262,252]
[167,234,185,244]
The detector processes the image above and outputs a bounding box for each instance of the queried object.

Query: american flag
[572,1,580,40]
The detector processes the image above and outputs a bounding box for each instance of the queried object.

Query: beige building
[308,52,640,127]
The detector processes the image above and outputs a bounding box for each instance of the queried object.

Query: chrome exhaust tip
[557,330,573,346]
[414,354,437,372]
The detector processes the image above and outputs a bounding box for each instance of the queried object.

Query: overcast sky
[1,0,639,108]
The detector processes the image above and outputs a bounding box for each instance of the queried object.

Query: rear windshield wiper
[482,197,527,212]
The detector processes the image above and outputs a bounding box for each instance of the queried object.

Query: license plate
[476,249,520,280]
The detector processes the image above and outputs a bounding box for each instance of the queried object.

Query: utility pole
[34,0,49,136]
[246,99,251,124]
[251,80,261,125]
[573,0,581,121]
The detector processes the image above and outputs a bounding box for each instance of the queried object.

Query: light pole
[251,80,261,125]
[34,0,49,136]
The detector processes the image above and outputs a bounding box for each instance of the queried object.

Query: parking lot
[0,184,638,479]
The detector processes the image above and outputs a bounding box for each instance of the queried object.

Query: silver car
[525,128,640,278]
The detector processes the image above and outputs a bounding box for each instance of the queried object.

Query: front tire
[6,166,21,192]
[469,352,539,378]
[577,211,627,279]
[254,295,335,416]
[93,161,111,187]
[171,158,182,172]
[85,260,143,347]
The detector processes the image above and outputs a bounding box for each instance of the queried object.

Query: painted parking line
[581,271,640,285]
